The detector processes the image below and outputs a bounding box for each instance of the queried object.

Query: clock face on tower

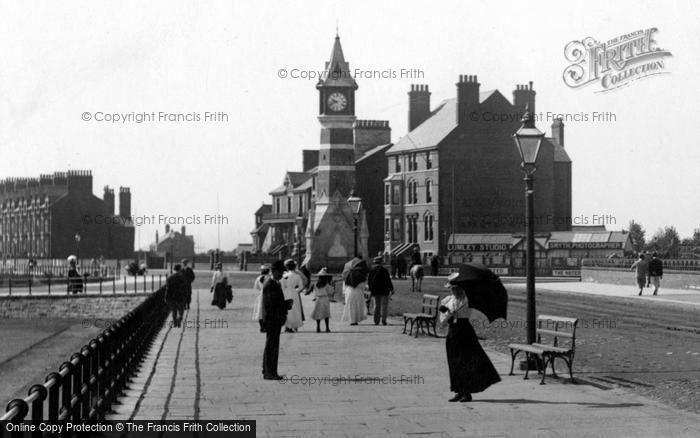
[327,92,347,112]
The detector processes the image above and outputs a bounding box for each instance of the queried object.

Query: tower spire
[317,32,357,89]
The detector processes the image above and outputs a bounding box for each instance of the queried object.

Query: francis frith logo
[563,27,672,92]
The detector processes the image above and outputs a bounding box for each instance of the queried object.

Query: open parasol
[342,258,369,288]
[450,263,508,322]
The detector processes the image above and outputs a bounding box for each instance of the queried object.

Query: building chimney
[103,186,115,215]
[551,117,564,147]
[513,81,536,115]
[456,75,480,124]
[302,149,319,172]
[181,226,186,235]
[408,84,431,131]
[353,120,391,160]
[118,187,131,218]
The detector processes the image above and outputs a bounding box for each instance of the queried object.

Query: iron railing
[0,286,168,433]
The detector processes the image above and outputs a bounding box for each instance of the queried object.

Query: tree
[627,220,646,253]
[691,227,700,246]
[647,226,681,257]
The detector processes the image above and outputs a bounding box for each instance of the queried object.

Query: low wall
[581,267,700,289]
[0,294,151,319]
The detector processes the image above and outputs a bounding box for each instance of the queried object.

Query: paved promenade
[108,286,700,437]
[536,281,700,306]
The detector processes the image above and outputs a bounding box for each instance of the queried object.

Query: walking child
[307,267,333,332]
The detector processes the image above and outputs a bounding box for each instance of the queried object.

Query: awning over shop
[270,243,289,255]
[391,242,420,258]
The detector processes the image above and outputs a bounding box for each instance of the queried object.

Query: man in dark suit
[262,260,292,380]
[368,256,394,326]
[181,259,195,310]
[165,264,187,327]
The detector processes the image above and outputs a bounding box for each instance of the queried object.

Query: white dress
[281,271,304,329]
[342,282,367,324]
[252,274,268,320]
[310,284,332,321]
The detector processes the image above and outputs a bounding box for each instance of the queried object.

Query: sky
[1,0,698,251]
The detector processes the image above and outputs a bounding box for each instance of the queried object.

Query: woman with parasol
[439,269,503,402]
[341,258,368,325]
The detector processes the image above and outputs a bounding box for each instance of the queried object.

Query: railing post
[48,275,51,295]
[143,274,146,293]
[112,276,116,295]
[59,361,75,421]
[45,372,61,422]
[99,277,103,295]
[8,277,11,296]
[28,384,48,435]
[80,346,92,418]
[134,275,137,293]
[151,275,154,292]
[123,276,127,294]
[28,278,32,296]
[4,399,29,437]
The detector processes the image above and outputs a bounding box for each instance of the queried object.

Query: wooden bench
[508,315,578,384]
[402,294,440,337]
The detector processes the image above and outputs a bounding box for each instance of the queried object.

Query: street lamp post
[512,106,544,346]
[347,191,363,258]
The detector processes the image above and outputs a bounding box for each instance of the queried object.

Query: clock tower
[304,34,368,271]
[315,33,358,198]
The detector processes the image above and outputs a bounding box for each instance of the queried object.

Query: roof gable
[388,99,457,154]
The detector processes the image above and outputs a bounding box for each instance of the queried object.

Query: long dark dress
[446,319,501,394]
[212,281,229,309]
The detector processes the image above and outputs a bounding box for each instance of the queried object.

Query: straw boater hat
[67,255,77,264]
[444,272,461,288]
[316,267,332,277]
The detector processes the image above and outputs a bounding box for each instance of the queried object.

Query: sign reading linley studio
[563,27,672,92]
[448,243,511,251]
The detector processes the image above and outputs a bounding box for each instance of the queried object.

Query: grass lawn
[0,318,102,411]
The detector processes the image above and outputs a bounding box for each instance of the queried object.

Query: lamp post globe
[347,191,363,258]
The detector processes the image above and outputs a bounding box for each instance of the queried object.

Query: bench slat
[536,328,574,338]
[531,343,572,354]
[538,315,578,325]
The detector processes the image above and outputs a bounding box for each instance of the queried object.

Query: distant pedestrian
[439,273,501,402]
[181,259,195,310]
[281,259,305,332]
[390,254,398,279]
[252,265,270,332]
[210,262,231,309]
[342,275,367,326]
[307,267,333,332]
[630,254,649,296]
[648,252,664,296]
[261,260,292,380]
[367,256,393,326]
[165,264,187,327]
[397,257,407,279]
[430,255,440,276]
[67,256,83,294]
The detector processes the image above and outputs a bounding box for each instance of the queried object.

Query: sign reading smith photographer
[563,28,672,92]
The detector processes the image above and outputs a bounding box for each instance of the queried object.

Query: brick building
[149,225,195,266]
[384,77,572,262]
[0,170,134,260]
